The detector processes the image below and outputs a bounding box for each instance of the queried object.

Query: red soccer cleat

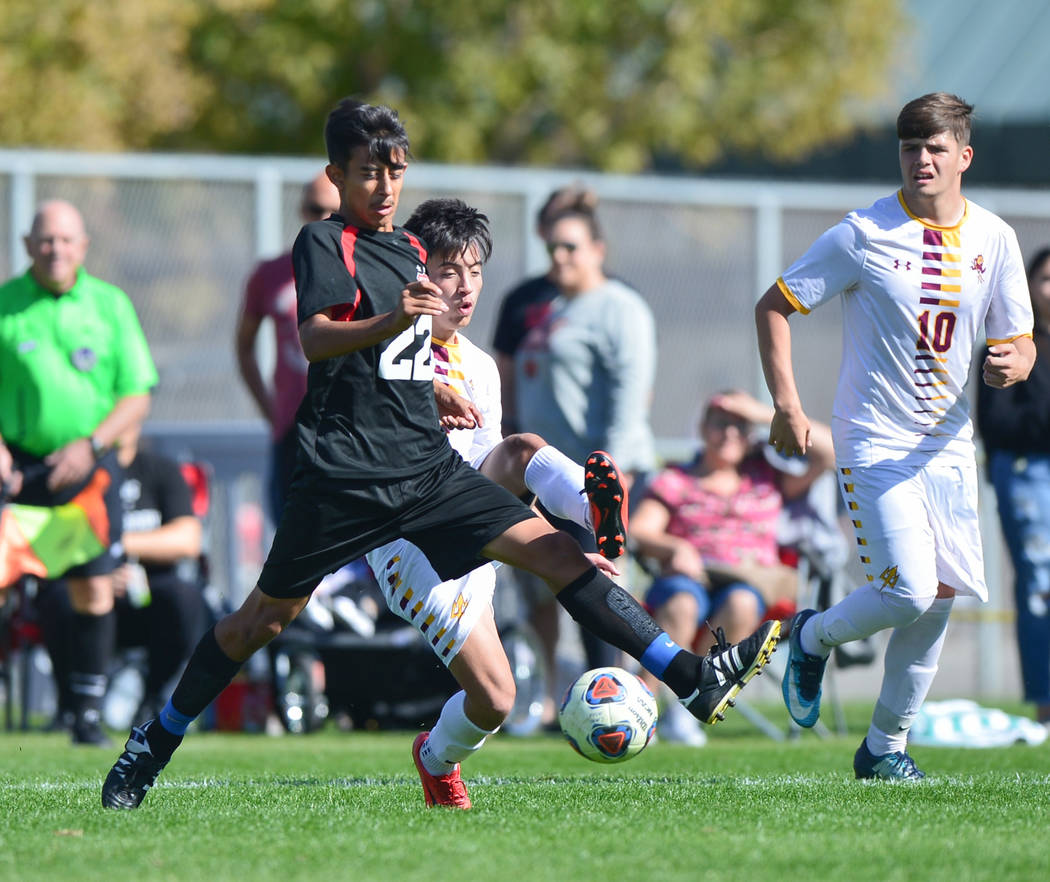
[412,732,472,809]
[584,451,629,559]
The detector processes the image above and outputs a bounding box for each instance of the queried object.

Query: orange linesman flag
[0,469,111,588]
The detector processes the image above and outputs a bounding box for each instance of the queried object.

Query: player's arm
[234,307,275,426]
[983,335,1036,389]
[299,280,448,362]
[755,283,811,456]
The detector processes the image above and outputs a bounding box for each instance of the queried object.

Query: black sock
[70,611,115,719]
[169,626,244,720]
[555,566,701,698]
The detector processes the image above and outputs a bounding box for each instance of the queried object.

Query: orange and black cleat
[584,451,628,559]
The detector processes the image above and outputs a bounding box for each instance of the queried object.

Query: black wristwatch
[89,435,108,460]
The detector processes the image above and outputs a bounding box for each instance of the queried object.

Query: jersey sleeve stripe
[776,277,809,314]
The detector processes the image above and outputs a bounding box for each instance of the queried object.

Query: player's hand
[434,381,483,430]
[983,343,1030,388]
[584,552,620,578]
[392,279,448,331]
[44,438,96,491]
[768,407,810,456]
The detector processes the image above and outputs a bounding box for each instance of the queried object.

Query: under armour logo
[893,259,912,271]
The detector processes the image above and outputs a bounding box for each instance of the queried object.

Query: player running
[758,93,1034,780]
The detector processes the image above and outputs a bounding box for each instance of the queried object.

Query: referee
[0,200,157,745]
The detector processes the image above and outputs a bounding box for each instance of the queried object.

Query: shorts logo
[450,593,468,620]
[879,565,900,590]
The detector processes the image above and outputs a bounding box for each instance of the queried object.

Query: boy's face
[428,244,483,341]
[899,130,972,206]
[326,145,406,231]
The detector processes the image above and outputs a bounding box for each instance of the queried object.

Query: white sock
[804,583,935,654]
[419,690,499,777]
[523,445,591,529]
[865,596,953,755]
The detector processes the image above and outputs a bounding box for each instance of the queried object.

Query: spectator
[632,391,835,744]
[0,200,157,745]
[977,246,1050,728]
[235,172,341,523]
[491,186,598,437]
[38,425,207,727]
[511,196,657,716]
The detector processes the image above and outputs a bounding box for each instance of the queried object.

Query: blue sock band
[639,634,683,679]
[158,700,195,736]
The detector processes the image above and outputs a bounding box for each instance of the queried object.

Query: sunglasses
[303,203,333,216]
[546,241,579,255]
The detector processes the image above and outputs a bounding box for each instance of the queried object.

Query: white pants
[840,458,986,601]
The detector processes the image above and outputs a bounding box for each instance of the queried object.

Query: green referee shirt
[0,268,158,458]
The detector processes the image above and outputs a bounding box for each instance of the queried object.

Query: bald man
[235,172,341,522]
[0,200,158,745]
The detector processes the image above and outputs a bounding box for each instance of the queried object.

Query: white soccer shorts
[839,458,987,601]
[366,538,495,665]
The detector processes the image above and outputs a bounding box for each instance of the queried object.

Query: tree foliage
[2,0,906,171]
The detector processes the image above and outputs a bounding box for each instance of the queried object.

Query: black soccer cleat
[101,722,173,810]
[72,710,113,748]
[682,620,781,724]
[584,451,629,559]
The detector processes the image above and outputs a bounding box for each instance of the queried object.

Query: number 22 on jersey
[378,316,435,381]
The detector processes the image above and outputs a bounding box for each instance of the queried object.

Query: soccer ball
[558,666,658,763]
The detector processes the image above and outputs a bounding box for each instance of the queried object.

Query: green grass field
[1,702,1048,882]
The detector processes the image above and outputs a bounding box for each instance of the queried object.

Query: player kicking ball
[103,99,779,811]
[367,196,637,808]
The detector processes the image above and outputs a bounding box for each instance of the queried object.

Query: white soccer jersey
[432,332,504,467]
[779,192,1033,467]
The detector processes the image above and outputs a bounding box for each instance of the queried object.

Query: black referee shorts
[257,448,536,599]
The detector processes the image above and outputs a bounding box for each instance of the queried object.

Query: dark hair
[1027,246,1050,281]
[404,198,492,264]
[324,99,411,170]
[537,185,599,234]
[545,206,604,243]
[897,92,974,145]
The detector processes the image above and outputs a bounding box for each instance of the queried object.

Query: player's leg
[856,462,983,780]
[480,435,628,558]
[414,612,512,810]
[482,517,780,724]
[853,586,952,781]
[367,538,507,808]
[784,464,939,728]
[101,587,311,809]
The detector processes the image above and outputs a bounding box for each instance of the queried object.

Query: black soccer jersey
[291,214,451,480]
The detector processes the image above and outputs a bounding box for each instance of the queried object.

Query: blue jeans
[989,451,1050,704]
[645,573,766,626]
